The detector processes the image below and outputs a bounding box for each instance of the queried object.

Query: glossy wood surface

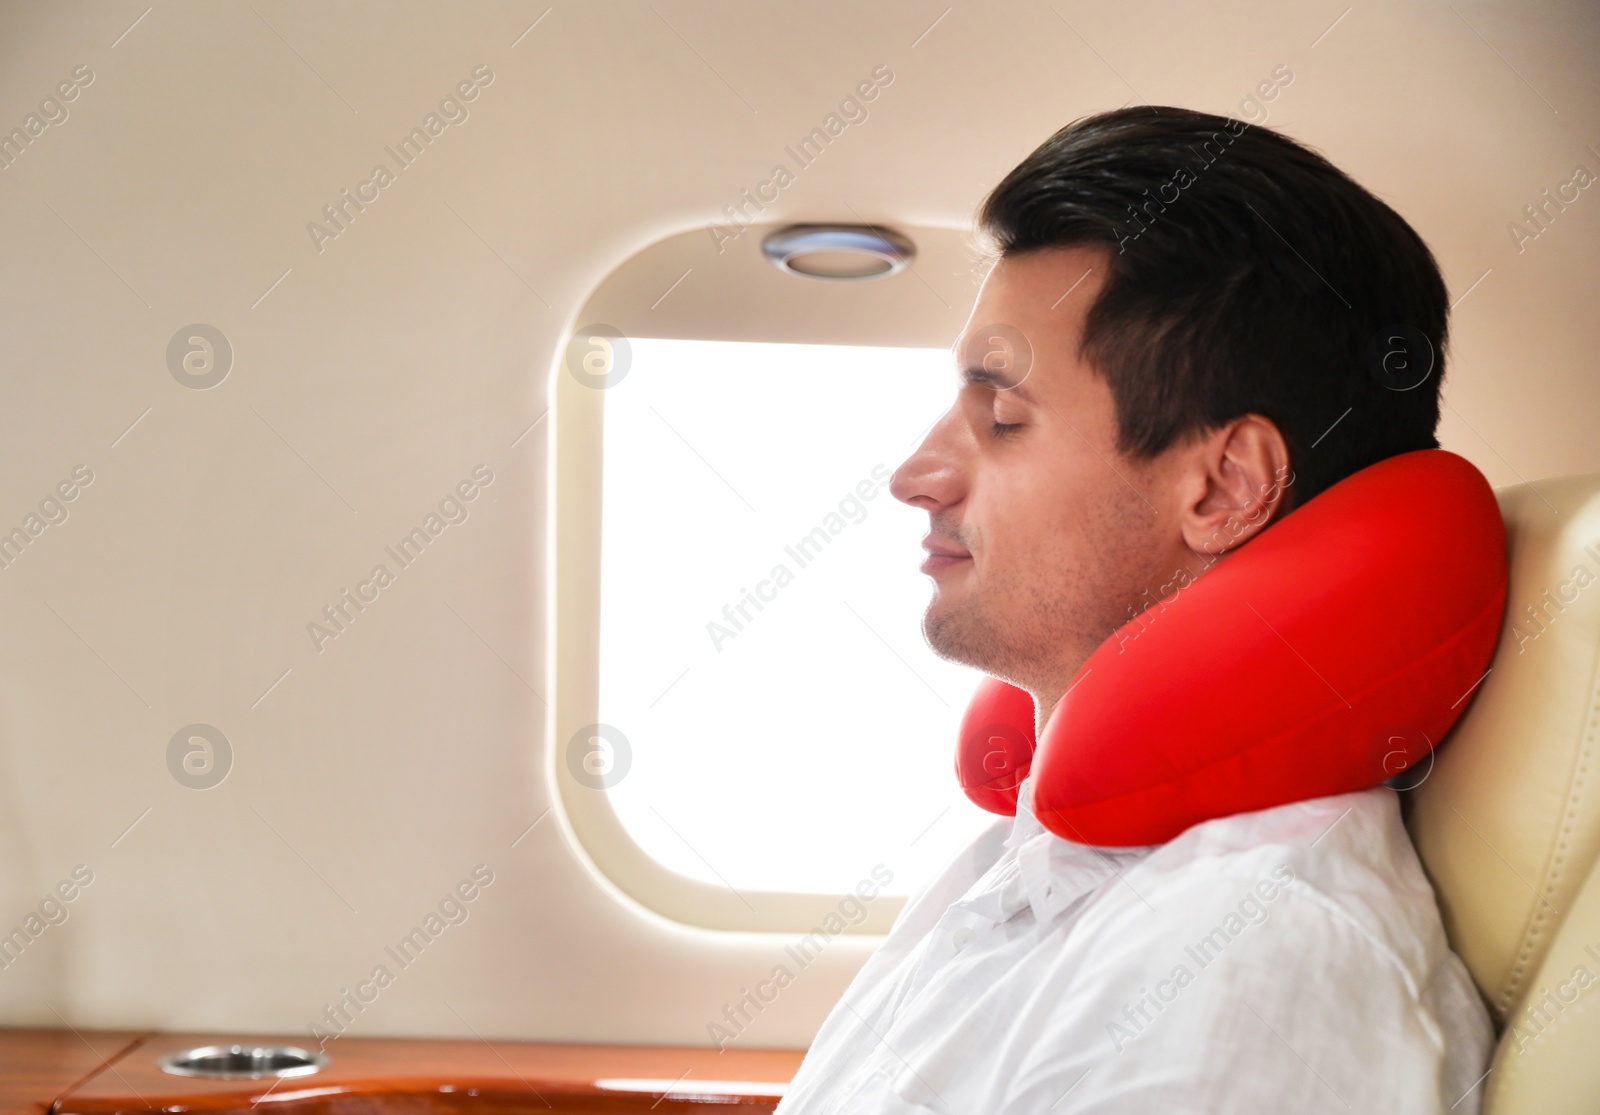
[1,1030,803,1115]
[0,1030,146,1115]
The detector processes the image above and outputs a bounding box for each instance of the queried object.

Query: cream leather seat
[1408,471,1600,1114]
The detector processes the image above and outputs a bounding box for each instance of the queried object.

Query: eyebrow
[960,365,1036,403]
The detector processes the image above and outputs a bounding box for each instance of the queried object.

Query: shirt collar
[954,776,1155,926]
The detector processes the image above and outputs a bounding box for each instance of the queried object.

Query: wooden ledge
[0,1030,804,1115]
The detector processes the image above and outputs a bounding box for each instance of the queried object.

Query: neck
[1031,691,1057,739]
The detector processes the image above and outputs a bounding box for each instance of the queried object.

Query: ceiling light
[761,224,916,280]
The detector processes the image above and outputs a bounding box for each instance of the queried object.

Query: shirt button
[952,925,976,950]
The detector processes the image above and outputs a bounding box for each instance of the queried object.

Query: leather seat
[1407,471,1600,1114]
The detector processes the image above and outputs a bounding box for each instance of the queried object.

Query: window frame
[546,222,979,934]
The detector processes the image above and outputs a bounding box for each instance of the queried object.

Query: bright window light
[598,337,999,897]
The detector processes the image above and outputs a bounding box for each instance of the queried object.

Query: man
[773,107,1493,1112]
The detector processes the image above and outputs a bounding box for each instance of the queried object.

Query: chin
[922,597,1003,675]
[926,585,1099,693]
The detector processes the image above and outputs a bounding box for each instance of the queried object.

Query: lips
[921,536,970,559]
[920,535,971,575]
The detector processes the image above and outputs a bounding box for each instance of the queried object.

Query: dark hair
[978,105,1448,504]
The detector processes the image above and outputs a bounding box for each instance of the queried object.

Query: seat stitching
[1487,956,1600,1108]
[1495,568,1600,1015]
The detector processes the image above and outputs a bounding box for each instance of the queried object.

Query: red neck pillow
[955,449,1508,846]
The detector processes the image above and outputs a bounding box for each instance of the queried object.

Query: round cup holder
[157,1044,329,1079]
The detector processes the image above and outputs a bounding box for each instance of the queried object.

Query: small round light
[761,224,915,281]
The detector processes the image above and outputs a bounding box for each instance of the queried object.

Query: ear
[1176,415,1295,558]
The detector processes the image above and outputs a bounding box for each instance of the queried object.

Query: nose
[890,405,966,512]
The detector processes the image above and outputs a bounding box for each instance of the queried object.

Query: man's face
[890,246,1191,697]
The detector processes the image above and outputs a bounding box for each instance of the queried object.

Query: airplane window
[597,337,994,896]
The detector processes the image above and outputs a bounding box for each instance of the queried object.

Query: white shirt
[775,778,1493,1114]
